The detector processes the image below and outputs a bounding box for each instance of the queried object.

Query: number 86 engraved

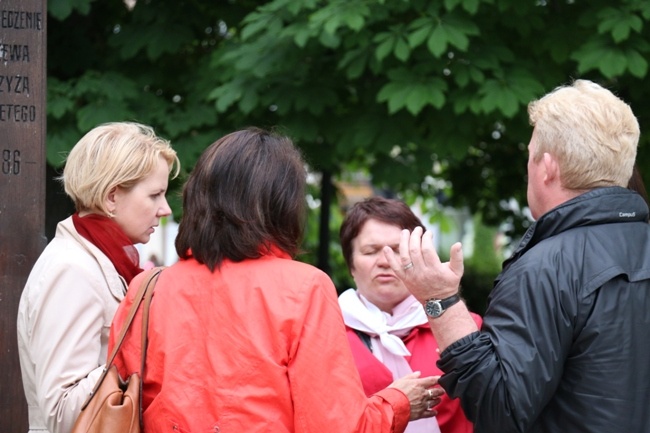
[2,149,21,175]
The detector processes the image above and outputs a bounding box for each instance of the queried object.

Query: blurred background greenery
[44,0,650,312]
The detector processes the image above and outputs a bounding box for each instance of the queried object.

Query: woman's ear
[105,186,118,216]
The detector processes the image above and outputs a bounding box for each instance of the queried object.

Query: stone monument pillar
[0,1,47,431]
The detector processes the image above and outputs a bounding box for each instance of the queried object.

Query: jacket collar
[502,187,649,272]
[183,244,291,262]
[58,216,127,299]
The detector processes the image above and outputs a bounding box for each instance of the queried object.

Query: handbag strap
[81,266,164,410]
[107,266,163,366]
[138,267,158,429]
[140,271,155,376]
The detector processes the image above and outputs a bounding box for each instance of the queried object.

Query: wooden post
[0,1,47,431]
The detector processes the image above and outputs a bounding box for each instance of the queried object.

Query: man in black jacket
[385,79,649,433]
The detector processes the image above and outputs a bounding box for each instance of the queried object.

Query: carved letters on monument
[1,7,43,176]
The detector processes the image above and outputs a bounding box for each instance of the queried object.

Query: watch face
[426,300,443,317]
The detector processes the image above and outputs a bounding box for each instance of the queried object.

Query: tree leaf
[293,26,312,48]
[48,0,94,20]
[461,0,481,15]
[376,36,395,62]
[239,88,260,114]
[345,13,366,32]
[612,21,631,43]
[46,127,82,166]
[427,25,448,57]
[598,49,627,78]
[319,30,341,48]
[405,86,429,115]
[571,37,610,74]
[394,37,411,61]
[377,82,410,114]
[209,82,243,113]
[626,48,648,78]
[76,100,134,131]
[408,21,434,48]
[445,23,470,51]
[241,12,273,41]
[444,0,462,11]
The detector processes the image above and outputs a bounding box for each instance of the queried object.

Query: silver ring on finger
[403,262,414,271]
[427,389,433,399]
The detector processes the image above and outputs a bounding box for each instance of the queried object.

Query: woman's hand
[388,372,444,420]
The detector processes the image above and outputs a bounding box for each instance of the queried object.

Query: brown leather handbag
[71,267,163,433]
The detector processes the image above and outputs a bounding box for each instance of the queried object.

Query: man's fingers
[408,226,424,267]
[383,243,403,274]
[398,228,412,269]
[420,230,441,267]
[449,242,464,277]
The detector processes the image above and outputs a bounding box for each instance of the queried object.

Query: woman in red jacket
[338,197,483,433]
[108,127,443,433]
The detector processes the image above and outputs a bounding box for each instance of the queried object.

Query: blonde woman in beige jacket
[16,122,179,433]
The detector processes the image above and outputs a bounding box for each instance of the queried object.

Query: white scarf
[338,288,428,359]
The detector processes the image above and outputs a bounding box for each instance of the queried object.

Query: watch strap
[439,293,461,310]
[425,292,461,318]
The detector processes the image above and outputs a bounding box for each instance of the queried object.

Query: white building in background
[136,216,179,267]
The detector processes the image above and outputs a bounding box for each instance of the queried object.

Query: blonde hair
[528,79,639,190]
[62,122,180,214]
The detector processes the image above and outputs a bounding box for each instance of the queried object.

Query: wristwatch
[424,293,461,318]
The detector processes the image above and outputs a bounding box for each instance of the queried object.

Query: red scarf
[72,213,143,284]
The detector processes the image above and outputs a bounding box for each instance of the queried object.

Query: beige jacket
[17,216,126,433]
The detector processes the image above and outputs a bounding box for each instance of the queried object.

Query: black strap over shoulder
[354,329,373,353]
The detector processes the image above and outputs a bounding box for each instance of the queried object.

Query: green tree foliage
[300,192,354,292]
[47,0,650,241]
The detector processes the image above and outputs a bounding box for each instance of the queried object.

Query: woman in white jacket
[16,122,179,433]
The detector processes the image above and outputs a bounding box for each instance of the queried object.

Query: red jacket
[346,313,483,433]
[109,250,410,433]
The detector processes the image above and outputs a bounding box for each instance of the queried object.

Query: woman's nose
[376,251,390,267]
[158,198,172,216]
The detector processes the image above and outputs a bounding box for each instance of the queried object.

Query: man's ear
[542,152,559,184]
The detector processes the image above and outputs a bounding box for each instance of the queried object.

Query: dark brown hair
[339,196,423,271]
[175,127,307,271]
